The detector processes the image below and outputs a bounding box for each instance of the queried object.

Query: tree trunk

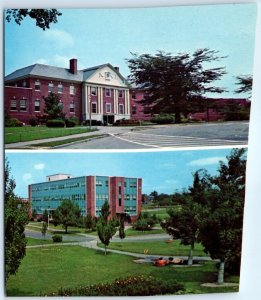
[188,243,194,265]
[65,225,68,233]
[104,245,107,255]
[175,112,181,124]
[217,260,225,285]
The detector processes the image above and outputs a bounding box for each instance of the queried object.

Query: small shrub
[65,118,76,128]
[46,119,65,128]
[28,118,38,127]
[83,120,102,126]
[113,119,140,126]
[5,118,23,127]
[52,235,63,243]
[151,115,175,124]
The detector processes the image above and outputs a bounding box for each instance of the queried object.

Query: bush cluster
[5,118,23,127]
[52,235,63,243]
[53,275,184,296]
[151,115,175,124]
[83,120,103,126]
[65,119,76,128]
[28,118,38,127]
[46,119,65,128]
[113,119,140,126]
[132,212,158,231]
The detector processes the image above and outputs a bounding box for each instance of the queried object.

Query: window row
[91,102,125,114]
[90,86,125,98]
[10,99,76,113]
[34,81,76,95]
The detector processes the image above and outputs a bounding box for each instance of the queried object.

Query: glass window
[35,99,40,112]
[70,84,75,95]
[58,83,63,93]
[48,83,54,92]
[118,90,123,98]
[91,102,97,113]
[91,86,97,96]
[35,81,41,91]
[10,99,17,111]
[119,104,124,114]
[20,99,27,111]
[70,102,75,113]
[132,106,137,115]
[132,93,136,99]
[105,88,111,97]
[106,103,111,113]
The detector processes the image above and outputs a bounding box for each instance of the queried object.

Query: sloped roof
[5,62,128,84]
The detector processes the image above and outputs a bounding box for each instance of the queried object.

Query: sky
[4,4,257,98]
[5,147,245,198]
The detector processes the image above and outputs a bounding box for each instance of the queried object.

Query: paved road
[62,121,248,149]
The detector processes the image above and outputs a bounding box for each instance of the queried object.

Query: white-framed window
[70,84,75,95]
[106,103,111,113]
[22,81,27,87]
[70,102,75,113]
[119,104,124,114]
[91,102,97,113]
[34,99,40,112]
[118,89,123,98]
[58,83,63,93]
[10,99,17,111]
[20,99,27,111]
[48,82,54,92]
[91,86,97,96]
[35,81,41,91]
[105,88,111,97]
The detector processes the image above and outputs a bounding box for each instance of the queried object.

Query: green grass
[103,240,207,257]
[125,228,165,236]
[5,126,97,144]
[26,237,73,246]
[6,246,239,296]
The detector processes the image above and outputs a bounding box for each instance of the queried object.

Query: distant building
[28,174,142,221]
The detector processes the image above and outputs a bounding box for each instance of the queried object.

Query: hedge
[52,235,63,243]
[46,119,65,128]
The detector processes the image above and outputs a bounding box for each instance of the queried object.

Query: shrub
[52,235,63,243]
[28,118,38,127]
[151,115,175,124]
[132,213,158,231]
[5,118,23,127]
[83,120,102,126]
[46,119,65,128]
[65,118,76,128]
[53,275,184,296]
[113,119,140,126]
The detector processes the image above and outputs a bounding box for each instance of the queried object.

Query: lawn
[26,237,73,246]
[125,228,165,236]
[5,126,96,144]
[104,240,207,257]
[6,245,239,296]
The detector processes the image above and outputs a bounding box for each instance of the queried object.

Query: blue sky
[4,4,257,97]
[6,148,244,198]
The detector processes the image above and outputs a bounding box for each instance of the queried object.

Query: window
[118,90,123,98]
[119,186,122,194]
[34,99,40,112]
[91,86,97,96]
[132,93,136,99]
[70,84,75,95]
[119,104,124,114]
[20,99,27,111]
[70,102,75,113]
[58,83,63,93]
[119,198,122,207]
[96,180,102,186]
[132,106,137,115]
[48,83,54,92]
[105,88,111,97]
[106,103,111,113]
[91,102,97,113]
[10,99,17,111]
[22,81,26,87]
[35,81,40,91]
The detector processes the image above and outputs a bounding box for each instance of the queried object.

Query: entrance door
[103,115,114,125]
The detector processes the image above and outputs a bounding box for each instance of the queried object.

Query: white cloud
[36,58,49,65]
[43,29,74,48]
[34,163,45,170]
[52,54,75,68]
[187,156,226,167]
[23,173,32,182]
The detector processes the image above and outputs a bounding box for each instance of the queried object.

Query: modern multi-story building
[28,174,142,221]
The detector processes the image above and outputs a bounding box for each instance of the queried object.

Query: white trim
[105,103,111,113]
[119,103,124,114]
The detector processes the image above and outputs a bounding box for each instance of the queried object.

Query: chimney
[69,58,77,74]
[114,66,119,72]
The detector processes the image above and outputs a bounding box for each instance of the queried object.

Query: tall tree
[5,159,29,281]
[97,202,117,255]
[127,48,226,123]
[41,222,48,239]
[235,75,253,94]
[53,200,81,233]
[43,92,64,120]
[199,148,246,284]
[6,9,62,30]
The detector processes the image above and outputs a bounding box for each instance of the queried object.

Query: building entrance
[103,115,114,125]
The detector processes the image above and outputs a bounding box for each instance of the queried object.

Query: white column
[99,87,103,114]
[126,89,130,117]
[125,90,128,115]
[114,89,117,114]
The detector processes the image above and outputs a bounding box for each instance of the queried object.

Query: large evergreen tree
[127,48,226,123]
[43,92,65,120]
[5,159,29,281]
